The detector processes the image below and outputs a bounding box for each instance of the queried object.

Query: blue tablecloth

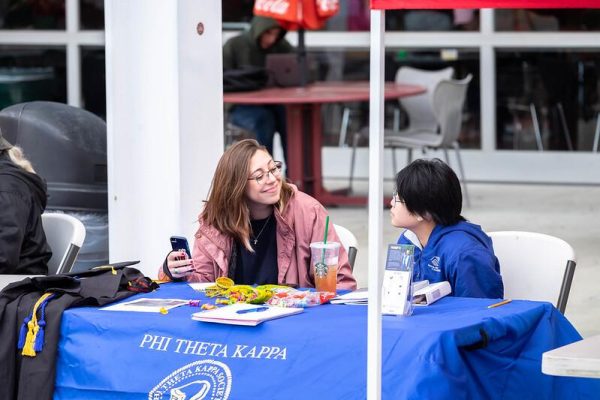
[54,283,600,399]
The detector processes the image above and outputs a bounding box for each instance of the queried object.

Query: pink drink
[314,263,338,293]
[310,242,340,294]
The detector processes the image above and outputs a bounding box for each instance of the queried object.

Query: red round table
[224,81,425,206]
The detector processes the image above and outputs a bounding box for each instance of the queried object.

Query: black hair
[394,158,464,226]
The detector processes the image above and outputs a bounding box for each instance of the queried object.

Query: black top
[234,214,278,285]
[0,152,51,274]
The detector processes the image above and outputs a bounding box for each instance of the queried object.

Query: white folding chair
[41,213,86,275]
[0,275,44,291]
[347,66,455,191]
[333,224,358,271]
[488,231,576,314]
[383,74,474,207]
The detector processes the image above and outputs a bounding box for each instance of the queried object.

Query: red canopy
[371,0,600,9]
[254,0,339,30]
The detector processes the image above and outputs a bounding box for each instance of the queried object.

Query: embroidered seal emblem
[428,256,441,273]
[149,360,232,400]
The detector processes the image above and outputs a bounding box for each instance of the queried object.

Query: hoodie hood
[427,221,494,251]
[0,152,48,209]
[248,16,288,48]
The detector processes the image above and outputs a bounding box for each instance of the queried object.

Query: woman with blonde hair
[0,129,51,274]
[160,139,356,289]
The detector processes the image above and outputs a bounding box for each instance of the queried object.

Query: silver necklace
[251,214,272,246]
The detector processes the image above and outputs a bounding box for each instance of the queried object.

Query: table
[224,81,425,206]
[542,334,600,379]
[53,283,600,399]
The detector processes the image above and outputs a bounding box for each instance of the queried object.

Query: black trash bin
[0,101,108,272]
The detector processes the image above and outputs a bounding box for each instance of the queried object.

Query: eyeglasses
[392,191,405,206]
[248,161,283,185]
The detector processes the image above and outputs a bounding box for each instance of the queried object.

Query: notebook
[265,53,313,88]
[191,303,303,326]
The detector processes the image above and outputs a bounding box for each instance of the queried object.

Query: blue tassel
[34,319,46,352]
[33,293,54,352]
[17,316,31,349]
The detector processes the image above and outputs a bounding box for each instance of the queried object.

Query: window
[0,0,66,30]
[496,49,600,151]
[0,46,66,110]
[80,0,104,30]
[81,47,105,118]
[495,9,600,31]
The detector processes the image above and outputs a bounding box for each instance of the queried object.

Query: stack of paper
[188,282,215,292]
[330,288,368,305]
[101,298,189,312]
[191,303,303,326]
[330,281,431,305]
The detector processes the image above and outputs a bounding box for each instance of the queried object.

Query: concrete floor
[327,182,600,338]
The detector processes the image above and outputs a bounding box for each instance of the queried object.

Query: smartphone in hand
[170,236,191,259]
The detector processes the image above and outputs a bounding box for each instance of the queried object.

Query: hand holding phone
[170,236,191,258]
[167,236,193,279]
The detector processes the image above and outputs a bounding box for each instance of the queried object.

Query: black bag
[223,67,269,92]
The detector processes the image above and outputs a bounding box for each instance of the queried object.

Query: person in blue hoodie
[390,158,503,298]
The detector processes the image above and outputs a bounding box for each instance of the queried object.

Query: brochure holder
[381,244,415,316]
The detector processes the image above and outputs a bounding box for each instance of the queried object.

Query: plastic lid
[309,241,340,250]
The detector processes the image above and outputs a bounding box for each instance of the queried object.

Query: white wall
[105,0,223,277]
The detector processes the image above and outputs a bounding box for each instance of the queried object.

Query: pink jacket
[161,187,357,290]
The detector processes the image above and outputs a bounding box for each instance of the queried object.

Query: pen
[487,299,512,309]
[236,306,269,314]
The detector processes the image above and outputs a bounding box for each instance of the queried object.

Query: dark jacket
[0,152,51,274]
[223,16,293,70]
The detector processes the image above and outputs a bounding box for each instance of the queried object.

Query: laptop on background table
[266,53,315,88]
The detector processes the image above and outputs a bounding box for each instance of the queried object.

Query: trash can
[0,101,108,271]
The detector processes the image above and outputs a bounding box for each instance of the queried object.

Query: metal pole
[367,8,385,400]
[298,28,307,87]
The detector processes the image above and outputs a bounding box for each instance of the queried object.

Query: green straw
[320,216,330,266]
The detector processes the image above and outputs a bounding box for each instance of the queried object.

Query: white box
[413,281,452,306]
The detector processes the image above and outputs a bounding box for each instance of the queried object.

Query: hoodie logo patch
[428,256,441,273]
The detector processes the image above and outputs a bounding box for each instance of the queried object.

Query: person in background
[390,158,503,298]
[159,139,356,290]
[0,129,51,274]
[223,15,292,159]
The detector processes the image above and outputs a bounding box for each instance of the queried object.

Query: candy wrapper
[266,288,336,308]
